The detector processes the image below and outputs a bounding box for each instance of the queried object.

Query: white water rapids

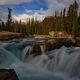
[0,38,80,80]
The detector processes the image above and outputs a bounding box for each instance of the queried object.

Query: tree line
[0,1,80,36]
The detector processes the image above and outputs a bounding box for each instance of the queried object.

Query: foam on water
[0,47,20,68]
[0,39,80,80]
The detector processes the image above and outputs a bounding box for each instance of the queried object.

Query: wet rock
[46,38,73,51]
[31,44,42,57]
[0,69,19,80]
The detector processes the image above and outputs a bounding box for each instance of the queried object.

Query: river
[0,38,80,80]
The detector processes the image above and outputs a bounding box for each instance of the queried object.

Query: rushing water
[0,38,80,80]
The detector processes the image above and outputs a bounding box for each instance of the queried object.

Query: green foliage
[0,1,80,37]
[67,1,79,36]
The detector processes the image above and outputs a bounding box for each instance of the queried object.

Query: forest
[0,1,80,37]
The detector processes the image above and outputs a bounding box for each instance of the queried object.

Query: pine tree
[72,1,79,36]
[78,12,80,36]
[6,8,12,31]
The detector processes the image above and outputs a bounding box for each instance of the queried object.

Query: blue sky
[0,0,49,21]
[0,0,80,22]
[0,0,48,15]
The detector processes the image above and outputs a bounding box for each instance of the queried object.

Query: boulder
[0,69,19,80]
[46,38,73,51]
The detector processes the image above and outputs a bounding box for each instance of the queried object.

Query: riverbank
[0,31,80,48]
[0,31,27,40]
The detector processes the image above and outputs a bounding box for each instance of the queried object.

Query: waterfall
[0,47,20,68]
[40,45,45,54]
[0,39,80,80]
[22,46,34,62]
[22,46,30,61]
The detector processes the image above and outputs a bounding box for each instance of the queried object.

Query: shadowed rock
[31,44,42,57]
[46,38,74,51]
[0,69,19,80]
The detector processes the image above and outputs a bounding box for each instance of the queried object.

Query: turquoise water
[0,39,80,80]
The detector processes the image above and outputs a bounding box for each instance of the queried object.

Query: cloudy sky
[0,0,80,22]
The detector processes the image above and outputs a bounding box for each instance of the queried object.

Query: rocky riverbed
[45,38,80,51]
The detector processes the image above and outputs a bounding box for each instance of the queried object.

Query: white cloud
[1,0,80,22]
[57,0,77,7]
[25,9,46,14]
[13,12,46,22]
[0,0,32,5]
[34,12,46,21]
[46,0,65,16]
[13,9,46,22]
[46,0,80,16]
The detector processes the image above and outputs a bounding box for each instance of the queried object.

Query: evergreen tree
[67,0,79,36]
[72,1,79,36]
[6,8,12,31]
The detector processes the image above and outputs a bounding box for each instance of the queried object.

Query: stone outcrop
[0,69,19,80]
[46,38,74,51]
